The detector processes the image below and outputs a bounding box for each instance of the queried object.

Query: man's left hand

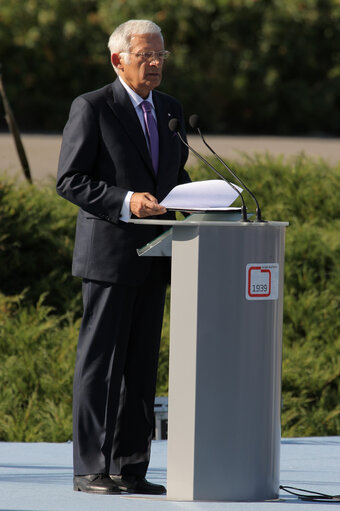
[130,192,167,218]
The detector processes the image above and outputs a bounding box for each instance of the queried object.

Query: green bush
[1,0,340,134]
[0,176,81,316]
[0,292,80,441]
[0,154,339,440]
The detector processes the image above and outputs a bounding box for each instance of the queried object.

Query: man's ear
[111,53,123,69]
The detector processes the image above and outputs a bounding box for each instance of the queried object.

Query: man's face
[115,33,164,98]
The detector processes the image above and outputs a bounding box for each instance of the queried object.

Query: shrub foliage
[0,154,339,440]
[0,292,79,441]
[1,0,340,134]
[0,177,81,315]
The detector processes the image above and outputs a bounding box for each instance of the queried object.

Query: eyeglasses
[120,50,170,61]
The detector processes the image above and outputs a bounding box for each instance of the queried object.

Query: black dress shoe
[74,474,121,494]
[110,475,166,495]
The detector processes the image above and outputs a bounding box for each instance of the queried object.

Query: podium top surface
[134,213,288,257]
[129,217,289,228]
[129,209,288,227]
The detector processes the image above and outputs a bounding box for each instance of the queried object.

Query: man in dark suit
[57,19,190,495]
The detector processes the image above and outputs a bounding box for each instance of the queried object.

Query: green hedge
[0,293,79,441]
[0,176,81,315]
[0,154,339,441]
[1,0,340,134]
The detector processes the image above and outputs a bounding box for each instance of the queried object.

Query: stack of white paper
[160,180,243,211]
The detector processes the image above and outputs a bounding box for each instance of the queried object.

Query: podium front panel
[167,222,286,501]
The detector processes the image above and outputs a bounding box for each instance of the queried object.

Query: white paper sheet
[160,180,243,211]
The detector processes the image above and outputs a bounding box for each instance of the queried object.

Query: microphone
[168,119,248,222]
[189,114,263,222]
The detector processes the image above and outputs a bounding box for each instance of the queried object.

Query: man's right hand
[130,192,167,218]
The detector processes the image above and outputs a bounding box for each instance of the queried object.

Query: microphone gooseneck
[189,114,264,222]
[168,119,248,222]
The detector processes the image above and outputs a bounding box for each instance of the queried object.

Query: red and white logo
[246,263,279,300]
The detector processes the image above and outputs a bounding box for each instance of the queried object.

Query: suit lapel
[106,79,155,179]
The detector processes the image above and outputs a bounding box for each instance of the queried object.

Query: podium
[133,212,288,501]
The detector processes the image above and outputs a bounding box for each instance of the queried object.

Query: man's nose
[149,55,162,65]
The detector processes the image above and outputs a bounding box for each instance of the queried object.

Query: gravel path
[1,133,339,182]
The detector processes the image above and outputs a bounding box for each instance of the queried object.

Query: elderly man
[57,19,190,495]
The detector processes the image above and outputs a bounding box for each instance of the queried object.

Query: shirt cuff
[119,191,134,223]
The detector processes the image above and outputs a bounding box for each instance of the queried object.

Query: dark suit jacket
[57,78,190,285]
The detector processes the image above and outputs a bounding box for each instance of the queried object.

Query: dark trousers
[72,261,167,476]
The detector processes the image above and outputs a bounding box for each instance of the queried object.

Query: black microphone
[168,119,248,222]
[189,114,263,222]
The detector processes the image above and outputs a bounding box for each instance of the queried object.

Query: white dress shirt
[118,77,157,222]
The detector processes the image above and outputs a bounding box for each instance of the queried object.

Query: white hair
[108,20,163,74]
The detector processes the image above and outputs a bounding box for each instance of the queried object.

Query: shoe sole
[116,485,166,495]
[73,484,121,494]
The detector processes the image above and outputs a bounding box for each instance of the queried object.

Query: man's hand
[130,192,167,218]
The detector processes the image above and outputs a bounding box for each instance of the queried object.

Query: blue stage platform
[1,437,339,510]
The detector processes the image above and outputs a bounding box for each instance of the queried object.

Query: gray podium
[133,212,288,502]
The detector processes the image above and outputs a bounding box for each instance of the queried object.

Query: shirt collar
[118,76,155,110]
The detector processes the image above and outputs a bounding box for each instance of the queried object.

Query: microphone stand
[189,115,264,222]
[168,119,249,222]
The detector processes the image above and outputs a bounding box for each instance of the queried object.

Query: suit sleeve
[56,96,127,224]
